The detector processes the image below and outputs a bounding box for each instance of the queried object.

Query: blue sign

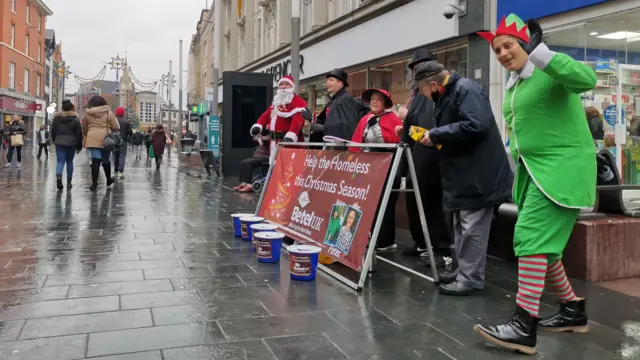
[208,115,220,158]
[497,0,607,22]
[595,59,617,72]
[603,105,624,127]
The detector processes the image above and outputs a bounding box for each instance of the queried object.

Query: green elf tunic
[503,43,597,260]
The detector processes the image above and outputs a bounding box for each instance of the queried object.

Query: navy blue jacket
[428,72,513,211]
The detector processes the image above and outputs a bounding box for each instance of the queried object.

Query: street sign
[208,115,220,158]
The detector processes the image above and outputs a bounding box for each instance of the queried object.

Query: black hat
[326,68,349,87]
[413,60,446,82]
[408,48,435,70]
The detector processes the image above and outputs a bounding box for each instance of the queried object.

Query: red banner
[257,148,393,271]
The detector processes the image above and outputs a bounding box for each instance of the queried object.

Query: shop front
[0,94,41,140]
[227,0,461,117]
[497,0,640,184]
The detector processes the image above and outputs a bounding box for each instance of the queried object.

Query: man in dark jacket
[113,107,132,178]
[36,125,50,159]
[413,60,513,296]
[310,69,361,142]
[398,49,452,268]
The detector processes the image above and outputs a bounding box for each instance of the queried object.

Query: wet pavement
[0,147,638,359]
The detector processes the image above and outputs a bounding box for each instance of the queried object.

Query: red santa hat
[279,75,295,89]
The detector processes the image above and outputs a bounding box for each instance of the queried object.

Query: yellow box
[409,126,442,149]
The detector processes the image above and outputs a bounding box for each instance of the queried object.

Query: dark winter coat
[36,129,50,145]
[311,87,360,141]
[133,132,145,146]
[51,111,83,150]
[151,129,167,155]
[428,72,513,211]
[117,117,132,143]
[7,120,26,147]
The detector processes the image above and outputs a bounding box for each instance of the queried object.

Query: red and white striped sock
[546,260,578,302]
[516,255,548,317]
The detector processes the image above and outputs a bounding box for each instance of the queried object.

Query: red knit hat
[115,107,125,117]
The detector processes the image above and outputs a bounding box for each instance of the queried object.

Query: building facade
[138,91,157,128]
[0,0,53,131]
[205,0,491,118]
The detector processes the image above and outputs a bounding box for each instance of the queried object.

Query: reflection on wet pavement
[0,150,637,359]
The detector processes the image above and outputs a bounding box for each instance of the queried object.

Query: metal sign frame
[254,141,440,291]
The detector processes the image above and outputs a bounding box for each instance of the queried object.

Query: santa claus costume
[250,75,307,163]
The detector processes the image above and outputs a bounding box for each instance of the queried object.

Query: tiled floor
[0,147,637,359]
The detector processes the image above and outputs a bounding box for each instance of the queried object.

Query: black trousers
[238,157,267,183]
[372,176,401,248]
[405,176,451,251]
[7,146,22,162]
[37,143,49,157]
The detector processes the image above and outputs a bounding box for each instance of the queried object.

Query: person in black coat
[51,100,83,190]
[310,69,361,142]
[36,124,51,159]
[413,60,513,296]
[397,49,452,268]
[4,115,27,168]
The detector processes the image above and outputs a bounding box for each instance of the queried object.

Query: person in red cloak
[250,75,306,163]
[349,88,402,251]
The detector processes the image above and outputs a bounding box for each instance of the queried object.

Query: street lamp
[291,0,301,89]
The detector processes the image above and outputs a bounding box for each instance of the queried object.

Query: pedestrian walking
[36,124,50,159]
[473,15,596,355]
[113,107,132,179]
[144,127,153,160]
[412,59,513,297]
[133,131,144,158]
[396,48,452,268]
[51,100,83,190]
[151,125,167,170]
[4,115,27,168]
[83,96,120,191]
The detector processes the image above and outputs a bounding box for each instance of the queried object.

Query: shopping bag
[10,134,24,146]
[149,146,156,159]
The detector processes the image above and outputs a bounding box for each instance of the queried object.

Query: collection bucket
[287,244,322,281]
[249,223,278,252]
[239,216,264,241]
[253,231,285,263]
[231,213,254,237]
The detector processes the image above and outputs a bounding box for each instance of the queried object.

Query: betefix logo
[290,206,323,231]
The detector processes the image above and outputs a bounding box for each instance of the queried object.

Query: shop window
[9,62,16,90]
[435,46,468,79]
[367,59,411,108]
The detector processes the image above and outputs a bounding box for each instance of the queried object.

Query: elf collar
[506,61,535,90]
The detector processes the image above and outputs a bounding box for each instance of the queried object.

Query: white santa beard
[273,88,295,106]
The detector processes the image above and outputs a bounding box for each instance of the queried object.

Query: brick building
[0,0,53,131]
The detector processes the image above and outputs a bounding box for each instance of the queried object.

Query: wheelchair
[251,162,270,193]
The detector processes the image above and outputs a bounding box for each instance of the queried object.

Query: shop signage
[208,115,220,158]
[0,96,40,113]
[260,55,305,86]
[257,148,392,271]
[603,105,624,127]
[497,0,607,22]
[189,112,200,122]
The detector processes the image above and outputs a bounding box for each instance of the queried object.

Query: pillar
[278,0,291,46]
[311,0,328,30]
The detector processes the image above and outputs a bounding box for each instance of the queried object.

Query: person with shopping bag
[82,96,120,191]
[4,116,27,168]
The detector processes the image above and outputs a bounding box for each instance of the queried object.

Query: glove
[523,18,543,54]
[310,123,324,133]
[250,125,261,136]
[367,117,378,128]
[281,137,294,143]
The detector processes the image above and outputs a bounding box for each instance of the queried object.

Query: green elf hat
[477,13,531,44]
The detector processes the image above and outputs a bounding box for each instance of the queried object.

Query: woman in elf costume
[473,14,596,355]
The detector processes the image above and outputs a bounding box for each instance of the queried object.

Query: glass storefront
[302,44,469,117]
[535,8,640,184]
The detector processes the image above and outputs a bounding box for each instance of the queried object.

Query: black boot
[67,178,73,189]
[56,175,63,190]
[539,299,589,333]
[473,306,539,355]
[103,163,115,187]
[90,159,100,191]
